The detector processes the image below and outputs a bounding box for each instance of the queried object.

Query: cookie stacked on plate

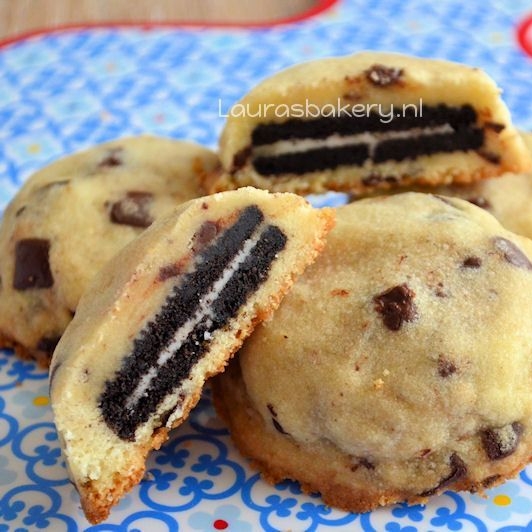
[1,52,532,524]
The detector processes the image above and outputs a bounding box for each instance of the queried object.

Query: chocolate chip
[36,335,61,355]
[15,206,26,217]
[481,422,523,460]
[364,64,404,86]
[13,239,54,290]
[485,122,505,133]
[267,403,278,417]
[467,196,492,210]
[192,221,219,253]
[98,147,123,168]
[437,355,457,377]
[462,256,482,268]
[420,453,467,496]
[373,284,418,331]
[493,237,532,270]
[232,146,252,172]
[110,191,153,228]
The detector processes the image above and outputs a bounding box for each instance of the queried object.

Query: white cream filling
[124,228,263,411]
[253,124,454,160]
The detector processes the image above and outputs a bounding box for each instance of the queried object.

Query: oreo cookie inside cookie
[247,104,484,176]
[99,205,287,440]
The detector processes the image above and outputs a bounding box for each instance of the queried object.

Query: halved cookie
[209,52,530,194]
[49,187,334,524]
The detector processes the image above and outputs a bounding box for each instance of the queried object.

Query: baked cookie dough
[49,187,334,524]
[0,136,218,365]
[213,192,532,512]
[208,52,530,195]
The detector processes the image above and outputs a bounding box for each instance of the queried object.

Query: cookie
[213,192,532,513]
[208,52,530,195]
[49,187,334,524]
[0,136,218,365]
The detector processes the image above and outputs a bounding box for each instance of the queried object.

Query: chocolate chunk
[13,239,54,290]
[36,335,61,355]
[232,146,252,172]
[110,191,153,228]
[493,237,532,270]
[481,422,523,460]
[364,64,403,86]
[421,453,467,496]
[467,196,491,210]
[462,256,482,268]
[98,147,123,168]
[437,355,457,377]
[373,284,418,331]
[15,206,26,217]
[485,122,505,133]
[192,221,219,252]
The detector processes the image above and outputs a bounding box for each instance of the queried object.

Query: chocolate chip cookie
[49,187,334,524]
[207,52,530,194]
[213,192,532,512]
[0,136,218,364]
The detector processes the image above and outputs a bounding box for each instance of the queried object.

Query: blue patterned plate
[2,1,532,529]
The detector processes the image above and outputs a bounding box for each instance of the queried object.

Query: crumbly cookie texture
[213,192,532,513]
[208,52,530,195]
[0,136,218,365]
[49,187,334,524]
